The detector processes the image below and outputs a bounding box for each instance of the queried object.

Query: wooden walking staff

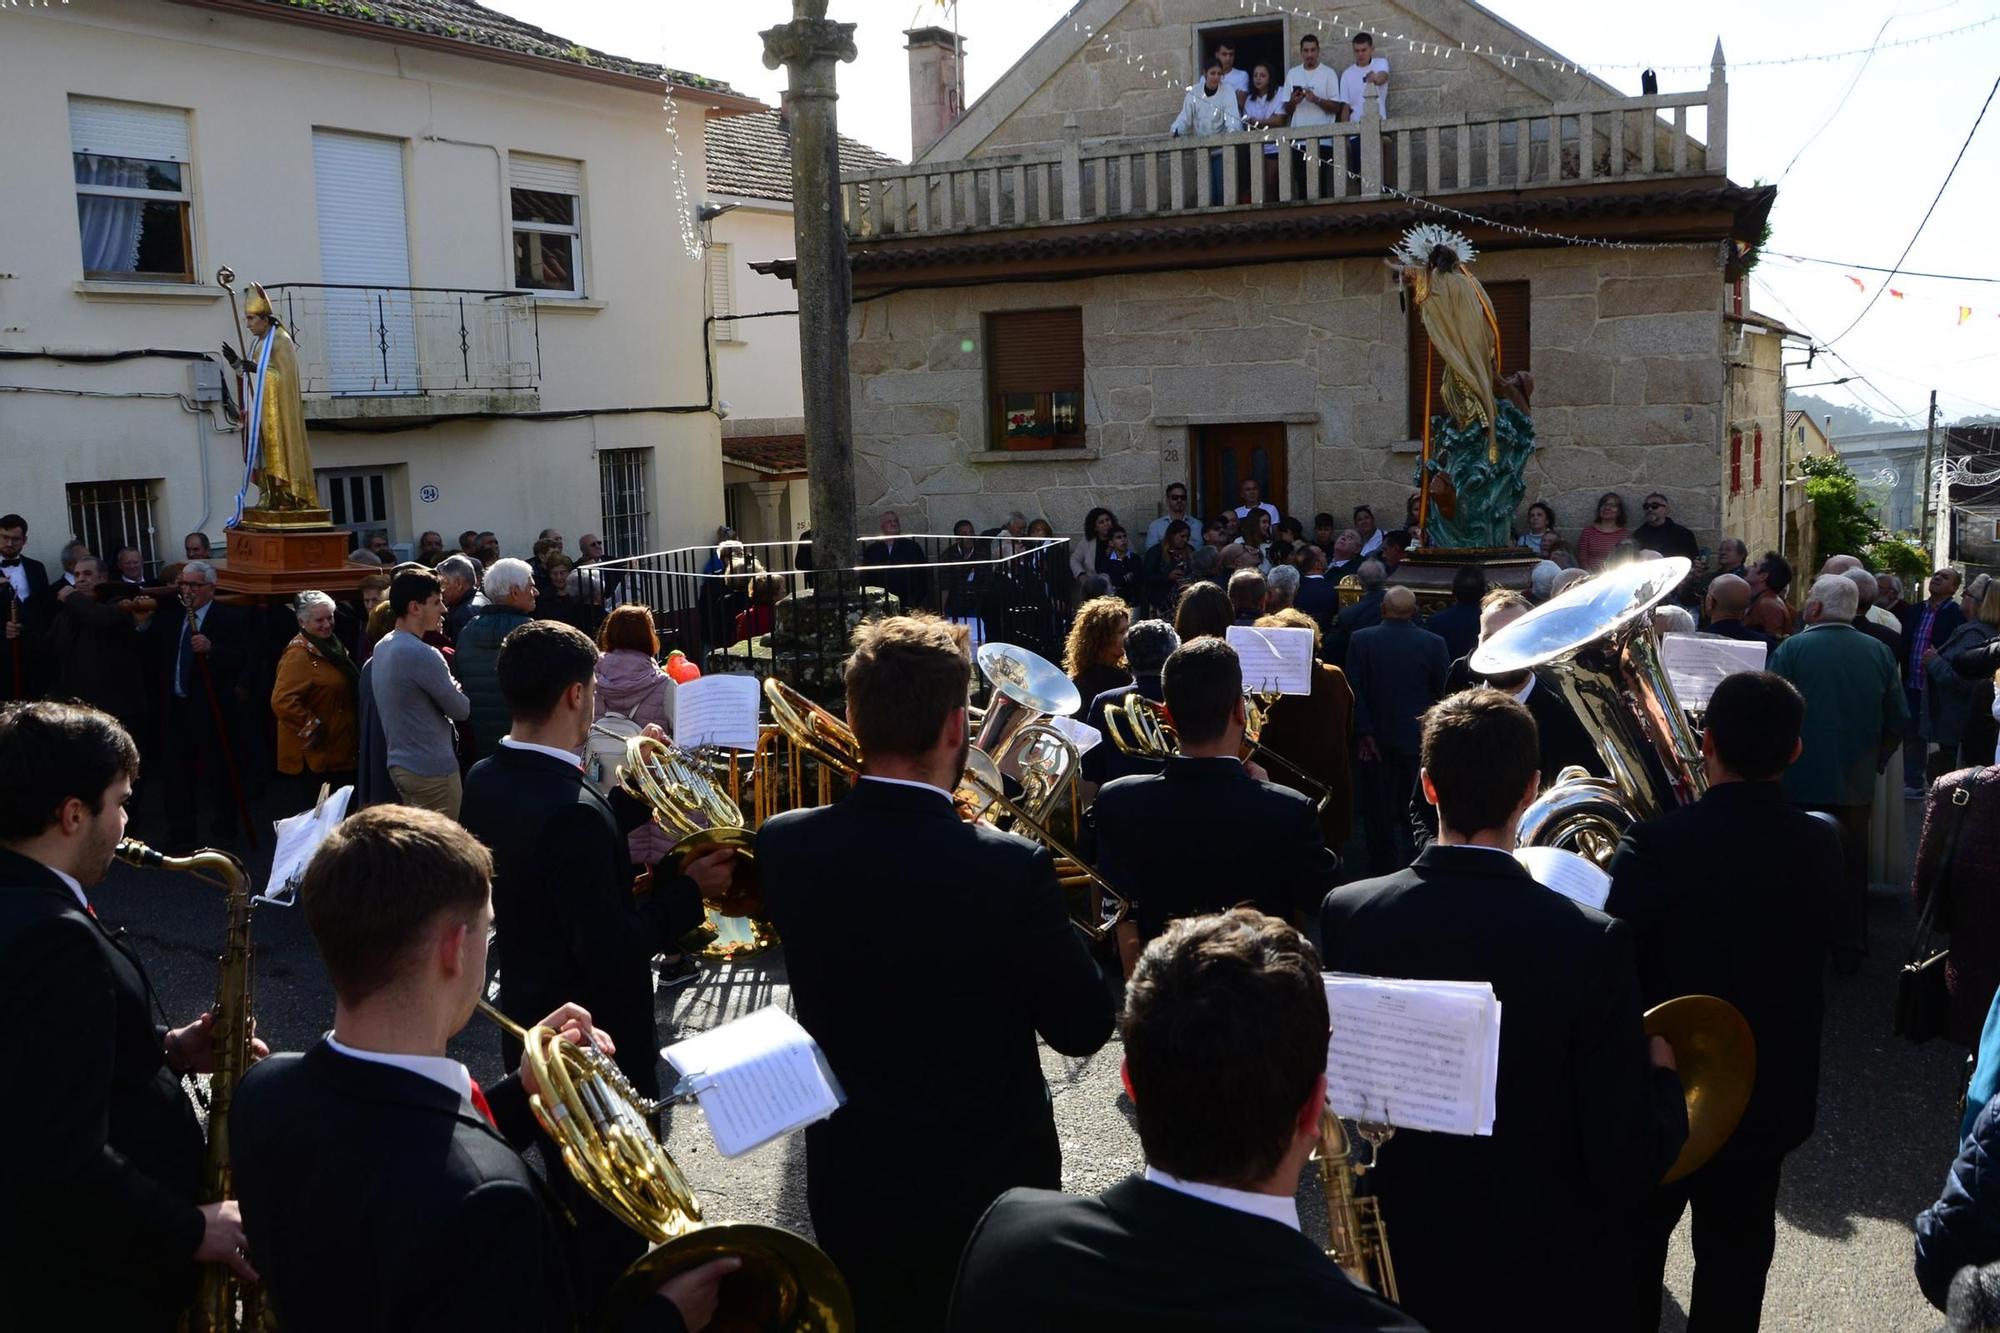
[193,652,259,852]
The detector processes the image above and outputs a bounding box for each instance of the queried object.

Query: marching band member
[0,701,256,1330]
[1087,638,1338,975]
[231,805,735,1332]
[949,908,1424,1332]
[756,614,1115,1333]
[1320,688,1687,1333]
[458,619,735,1304]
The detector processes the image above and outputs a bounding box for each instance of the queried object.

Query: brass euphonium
[475,1002,852,1330]
[112,838,263,1333]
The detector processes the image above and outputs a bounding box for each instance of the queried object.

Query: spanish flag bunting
[1846,274,1866,291]
[1960,307,1974,326]
[1889,289,1905,299]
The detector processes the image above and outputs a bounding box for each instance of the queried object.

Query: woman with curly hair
[1063,596,1133,703]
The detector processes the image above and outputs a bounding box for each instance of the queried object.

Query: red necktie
[468,1077,498,1130]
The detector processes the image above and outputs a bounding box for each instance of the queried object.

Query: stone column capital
[761,18,858,77]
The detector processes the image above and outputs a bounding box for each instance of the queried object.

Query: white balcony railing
[842,59,1726,241]
[264,283,541,398]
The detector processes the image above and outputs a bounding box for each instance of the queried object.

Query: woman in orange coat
[271,589,360,812]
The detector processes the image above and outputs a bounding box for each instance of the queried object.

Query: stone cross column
[763,1,859,570]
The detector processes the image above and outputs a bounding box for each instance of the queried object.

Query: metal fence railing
[588,535,1075,704]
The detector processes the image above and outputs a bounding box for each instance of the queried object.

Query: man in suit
[437,552,483,645]
[1608,671,1840,1332]
[1080,618,1178,794]
[1321,688,1687,1333]
[1847,566,1902,662]
[152,560,251,849]
[950,909,1422,1333]
[0,701,255,1330]
[0,512,54,700]
[48,555,150,736]
[1293,543,1343,633]
[232,805,732,1333]
[1326,558,1387,665]
[1771,574,1907,971]
[757,614,1115,1333]
[1423,565,1485,661]
[1906,566,1968,787]
[1702,573,1775,649]
[1089,637,1339,973]
[1347,586,1448,874]
[859,509,929,609]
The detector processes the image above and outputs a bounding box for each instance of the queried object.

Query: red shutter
[1730,430,1743,496]
[1409,280,1530,438]
[1752,427,1764,488]
[987,309,1084,393]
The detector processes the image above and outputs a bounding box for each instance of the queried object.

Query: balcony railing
[842,62,1726,241]
[265,283,541,399]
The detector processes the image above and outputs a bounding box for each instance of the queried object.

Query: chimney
[905,26,964,159]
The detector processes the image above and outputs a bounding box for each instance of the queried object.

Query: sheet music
[265,784,352,904]
[1513,845,1611,910]
[1323,974,1501,1137]
[662,1006,843,1157]
[1659,633,1766,711]
[1044,714,1101,757]
[1225,624,1316,696]
[665,674,761,753]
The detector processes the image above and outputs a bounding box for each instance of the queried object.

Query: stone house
[766,1,1773,551]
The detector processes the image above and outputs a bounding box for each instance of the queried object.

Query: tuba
[112,839,263,1333]
[619,735,761,917]
[1468,556,1707,862]
[477,1002,851,1330]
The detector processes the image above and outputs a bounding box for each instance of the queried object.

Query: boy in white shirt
[1282,33,1343,195]
[1339,33,1392,182]
[1214,41,1250,110]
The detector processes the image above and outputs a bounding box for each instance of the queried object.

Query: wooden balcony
[841,58,1727,242]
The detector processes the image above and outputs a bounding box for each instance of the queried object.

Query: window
[1752,427,1764,489]
[317,468,394,551]
[986,308,1086,450]
[69,97,193,281]
[1408,281,1530,438]
[1194,20,1286,92]
[708,243,737,342]
[1729,429,1743,496]
[599,448,652,559]
[66,480,161,577]
[510,154,583,296]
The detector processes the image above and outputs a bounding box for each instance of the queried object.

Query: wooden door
[1196,422,1288,520]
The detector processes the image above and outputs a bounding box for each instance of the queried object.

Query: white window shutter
[69,97,190,162]
[708,243,736,341]
[510,154,582,195]
[312,131,412,285]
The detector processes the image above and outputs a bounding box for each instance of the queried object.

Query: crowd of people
[5,479,2000,1332]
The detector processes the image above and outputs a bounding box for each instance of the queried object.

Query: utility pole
[764,0,859,570]
[1920,388,1938,547]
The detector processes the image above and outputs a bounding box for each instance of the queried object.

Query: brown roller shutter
[988,308,1085,393]
[1407,280,1531,438]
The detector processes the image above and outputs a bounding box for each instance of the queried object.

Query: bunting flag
[1889,289,1905,299]
[1846,274,1866,291]
[1960,307,1975,326]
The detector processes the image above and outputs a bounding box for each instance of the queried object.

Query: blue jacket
[452,604,532,761]
[1919,1091,2000,1310]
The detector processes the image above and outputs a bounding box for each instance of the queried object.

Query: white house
[703,104,896,549]
[0,0,760,575]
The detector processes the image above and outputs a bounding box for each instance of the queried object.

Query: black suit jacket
[1320,846,1687,1333]
[1088,756,1338,938]
[1705,617,1776,650]
[1080,677,1164,788]
[1326,588,1384,666]
[756,779,1113,1212]
[1295,573,1343,634]
[460,745,703,1100]
[949,1177,1424,1333]
[1411,668,1608,851]
[152,598,252,707]
[1605,782,1839,1153]
[233,1041,682,1333]
[1,556,54,699]
[0,848,205,1330]
[1345,620,1448,758]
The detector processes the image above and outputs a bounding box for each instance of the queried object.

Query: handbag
[1897,775,1977,1044]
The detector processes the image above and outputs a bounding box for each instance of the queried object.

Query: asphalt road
[98,795,1963,1331]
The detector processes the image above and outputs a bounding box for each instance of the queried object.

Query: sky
[489,0,2000,427]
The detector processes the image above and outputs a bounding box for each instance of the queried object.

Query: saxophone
[114,838,265,1333]
[1315,1109,1399,1303]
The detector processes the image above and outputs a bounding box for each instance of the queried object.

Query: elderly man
[48,555,149,736]
[435,553,482,645]
[1846,568,1901,661]
[154,560,251,849]
[1904,568,1967,792]
[1346,586,1448,874]
[1295,544,1342,632]
[1226,568,1267,625]
[1703,574,1774,650]
[1770,574,1906,972]
[453,557,537,762]
[1328,559,1388,665]
[1325,528,1364,579]
[861,511,928,609]
[414,531,447,566]
[1264,564,1300,613]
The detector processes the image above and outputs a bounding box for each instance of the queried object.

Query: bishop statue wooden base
[217,524,374,599]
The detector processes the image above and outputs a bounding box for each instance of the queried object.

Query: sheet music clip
[252,882,298,909]
[656,1068,716,1110]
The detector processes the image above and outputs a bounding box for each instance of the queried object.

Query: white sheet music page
[665,674,762,753]
[265,784,353,902]
[661,1006,842,1157]
[1224,624,1316,695]
[1513,845,1612,911]
[1322,974,1501,1137]
[1044,714,1102,757]
[1659,633,1767,710]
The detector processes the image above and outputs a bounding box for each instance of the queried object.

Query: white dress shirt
[324,1033,473,1101]
[499,735,584,769]
[1,560,27,603]
[1143,1166,1301,1232]
[47,863,88,912]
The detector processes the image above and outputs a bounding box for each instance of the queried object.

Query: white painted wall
[711,201,804,426]
[0,0,724,566]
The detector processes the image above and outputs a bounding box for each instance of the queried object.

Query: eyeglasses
[1643,502,1666,510]
[176,580,206,590]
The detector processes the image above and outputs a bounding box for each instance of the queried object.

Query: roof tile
[706,109,898,204]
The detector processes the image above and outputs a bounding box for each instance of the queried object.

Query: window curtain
[75,155,149,274]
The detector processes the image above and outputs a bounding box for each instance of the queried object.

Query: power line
[1777,2,1904,183]
[1764,252,2000,283]
[1826,72,2000,346]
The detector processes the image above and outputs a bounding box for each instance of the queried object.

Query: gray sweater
[370,630,470,776]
